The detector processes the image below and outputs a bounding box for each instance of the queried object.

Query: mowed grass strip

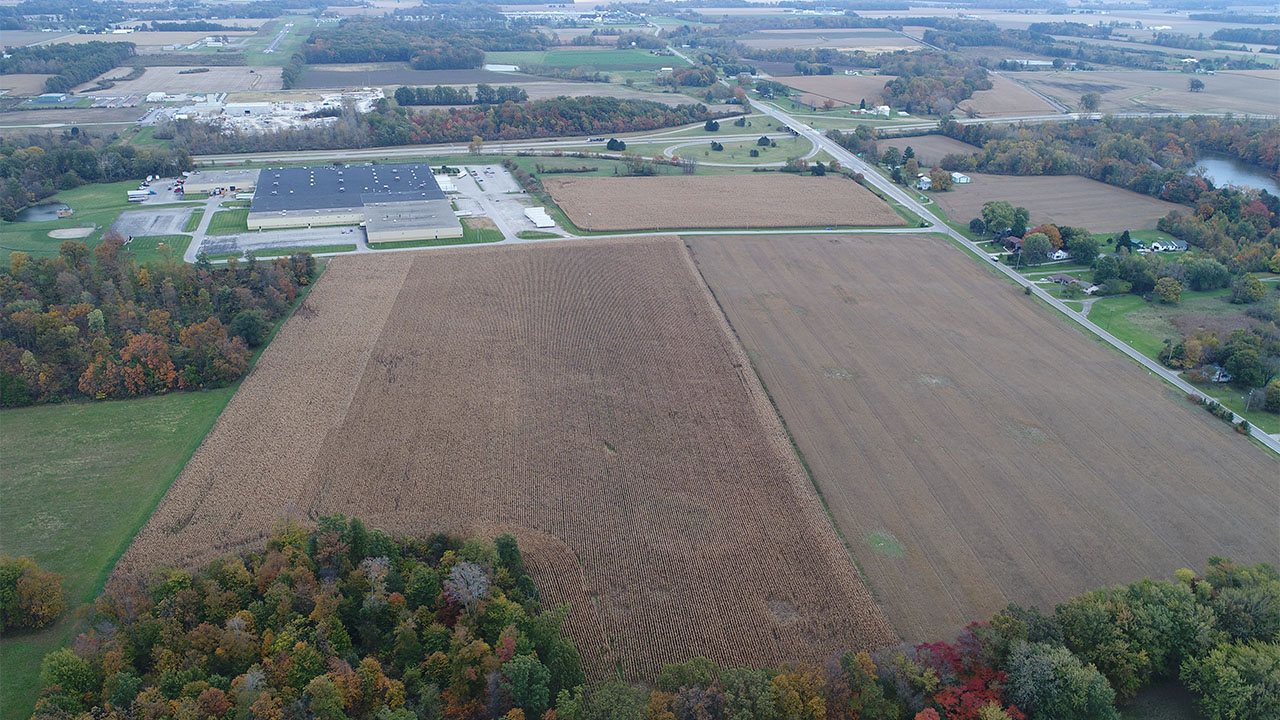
[0,389,236,720]
[183,208,205,232]
[205,208,249,235]
[127,234,194,264]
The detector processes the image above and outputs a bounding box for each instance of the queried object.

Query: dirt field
[877,135,981,167]
[1005,69,1280,115]
[958,74,1061,117]
[743,29,922,53]
[544,175,905,230]
[688,233,1280,643]
[74,66,282,94]
[0,74,52,96]
[116,238,896,680]
[298,64,541,89]
[931,172,1185,232]
[775,74,896,107]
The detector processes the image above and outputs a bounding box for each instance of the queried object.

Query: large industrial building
[247,163,462,242]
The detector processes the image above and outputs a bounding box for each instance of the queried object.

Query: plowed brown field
[688,233,1280,643]
[117,237,895,680]
[543,175,905,231]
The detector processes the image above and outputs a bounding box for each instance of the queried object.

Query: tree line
[0,131,192,218]
[300,16,549,67]
[0,42,136,94]
[0,240,315,406]
[168,98,712,154]
[394,84,529,107]
[29,526,1278,720]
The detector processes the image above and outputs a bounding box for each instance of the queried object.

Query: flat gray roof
[250,163,445,214]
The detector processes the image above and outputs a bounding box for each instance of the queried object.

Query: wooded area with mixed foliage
[301,14,548,68]
[26,520,1279,720]
[0,242,315,406]
[394,85,529,107]
[30,518,583,720]
[0,131,192,218]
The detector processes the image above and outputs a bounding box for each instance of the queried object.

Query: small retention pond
[14,202,71,222]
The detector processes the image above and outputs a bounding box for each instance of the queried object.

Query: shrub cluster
[0,557,66,633]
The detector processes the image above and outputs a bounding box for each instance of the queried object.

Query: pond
[1195,153,1279,196]
[13,202,71,222]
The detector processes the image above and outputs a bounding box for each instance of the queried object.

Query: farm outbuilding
[524,207,555,228]
[950,172,971,184]
[247,163,462,242]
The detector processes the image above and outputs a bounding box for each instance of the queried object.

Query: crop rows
[118,237,896,680]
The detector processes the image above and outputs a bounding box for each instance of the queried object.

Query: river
[1195,153,1280,196]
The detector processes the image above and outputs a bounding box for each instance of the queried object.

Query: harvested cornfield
[543,175,905,230]
[117,237,895,680]
[688,233,1280,643]
[931,172,1185,232]
[877,135,981,167]
[775,74,896,106]
[956,74,1059,117]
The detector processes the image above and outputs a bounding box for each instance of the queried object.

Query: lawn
[206,208,249,235]
[516,230,559,239]
[0,389,237,720]
[183,208,205,232]
[127,234,194,264]
[485,48,676,71]
[209,243,357,260]
[0,182,198,262]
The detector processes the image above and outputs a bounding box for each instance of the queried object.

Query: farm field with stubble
[543,175,906,231]
[687,233,1279,643]
[115,237,896,681]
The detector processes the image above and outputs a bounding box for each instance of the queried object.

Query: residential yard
[1088,288,1280,434]
[0,389,237,720]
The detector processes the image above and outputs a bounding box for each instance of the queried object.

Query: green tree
[0,556,65,632]
[969,217,987,235]
[1189,78,1206,92]
[1184,257,1231,291]
[704,119,720,132]
[306,675,350,720]
[1080,92,1101,113]
[881,147,902,167]
[1065,234,1101,266]
[1181,641,1280,720]
[658,657,720,692]
[230,309,268,347]
[1230,273,1267,304]
[502,655,552,717]
[39,648,96,701]
[1005,642,1118,720]
[757,136,771,147]
[720,667,779,720]
[1022,233,1052,265]
[1265,380,1280,413]
[1155,277,1183,304]
[929,168,953,191]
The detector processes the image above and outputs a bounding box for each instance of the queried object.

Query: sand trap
[48,227,95,239]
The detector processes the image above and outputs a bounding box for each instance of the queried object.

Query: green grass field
[183,208,205,232]
[206,208,249,235]
[0,389,237,719]
[0,182,198,262]
[516,230,560,239]
[127,234,194,264]
[209,243,357,260]
[486,48,676,71]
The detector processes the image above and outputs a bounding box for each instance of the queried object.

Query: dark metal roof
[250,163,445,214]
